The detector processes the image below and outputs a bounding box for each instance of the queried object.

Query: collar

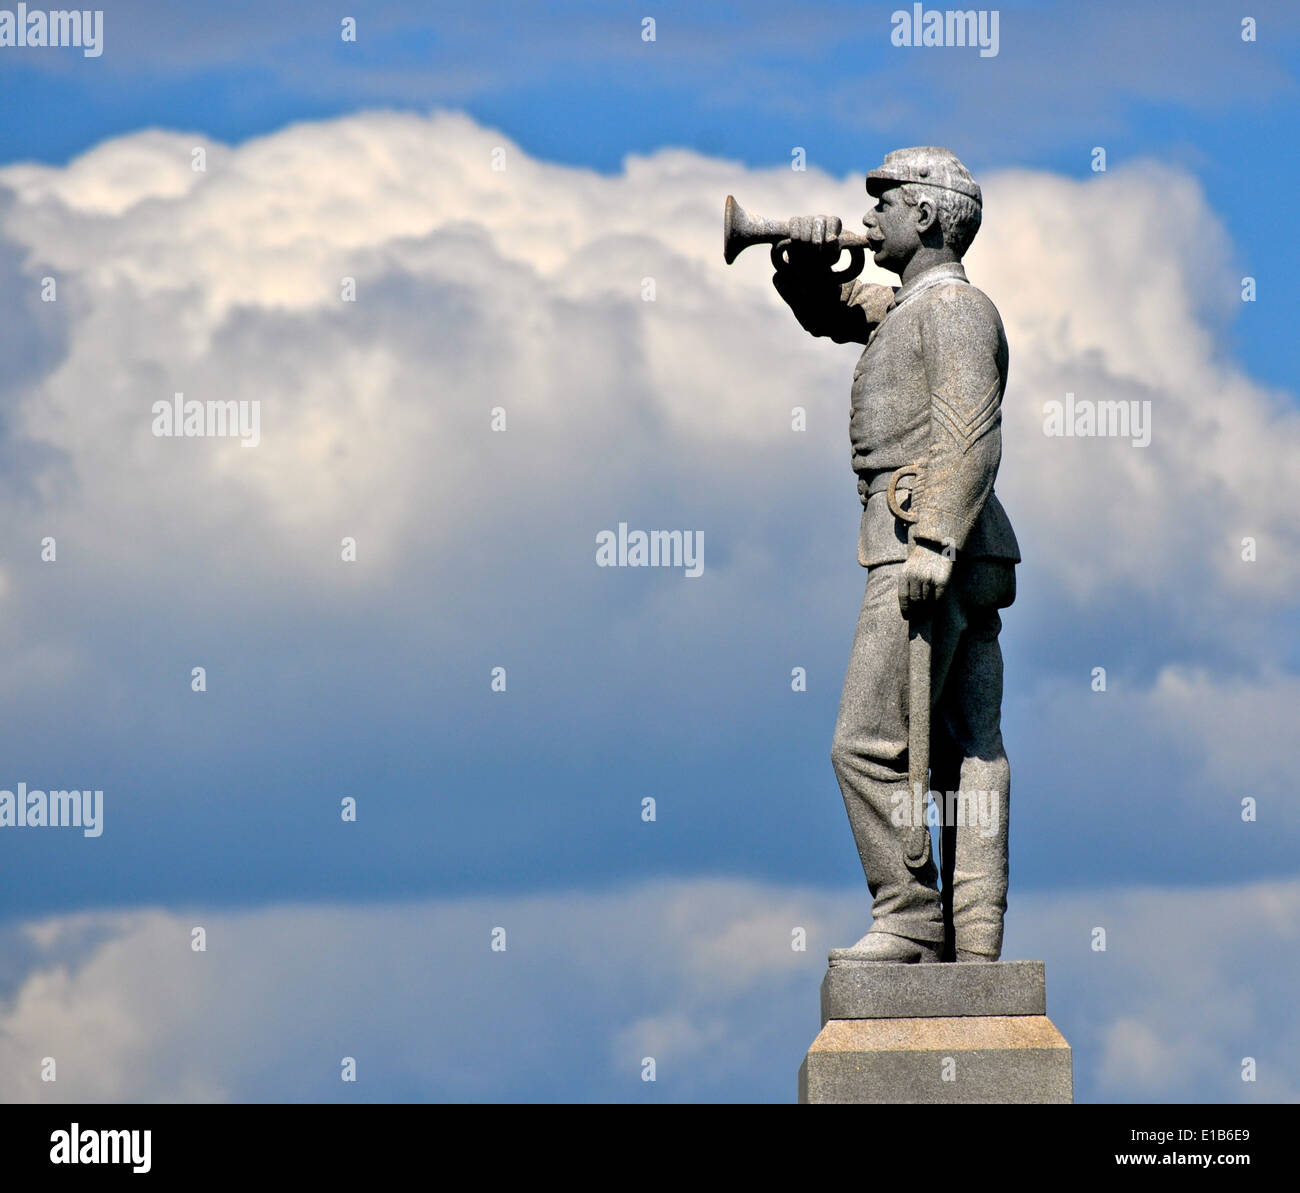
[886,261,968,312]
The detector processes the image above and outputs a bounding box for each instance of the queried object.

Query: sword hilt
[887,464,920,524]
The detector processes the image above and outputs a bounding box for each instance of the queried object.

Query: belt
[859,469,915,497]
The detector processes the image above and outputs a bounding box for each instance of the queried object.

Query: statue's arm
[911,288,1009,554]
[771,272,891,345]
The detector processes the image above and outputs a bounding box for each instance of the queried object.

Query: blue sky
[4,0,1298,390]
[1,1,1298,1103]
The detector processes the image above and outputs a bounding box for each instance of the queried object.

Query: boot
[829,930,942,964]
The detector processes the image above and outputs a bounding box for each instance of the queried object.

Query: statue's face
[863,184,923,273]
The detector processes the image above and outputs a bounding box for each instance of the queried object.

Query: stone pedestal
[798,960,1072,1104]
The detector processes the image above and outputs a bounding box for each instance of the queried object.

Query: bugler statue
[726,147,1019,965]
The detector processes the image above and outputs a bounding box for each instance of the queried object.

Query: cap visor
[865,171,904,195]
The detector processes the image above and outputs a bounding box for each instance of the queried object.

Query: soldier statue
[726,147,1019,964]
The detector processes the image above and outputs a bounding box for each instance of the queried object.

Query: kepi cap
[866,147,981,204]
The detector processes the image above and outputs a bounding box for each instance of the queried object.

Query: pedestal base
[798,961,1072,1104]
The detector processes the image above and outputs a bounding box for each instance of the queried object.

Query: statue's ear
[913,197,939,236]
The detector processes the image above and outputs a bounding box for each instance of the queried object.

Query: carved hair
[895,183,981,258]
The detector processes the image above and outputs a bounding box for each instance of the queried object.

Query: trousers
[830,556,1015,957]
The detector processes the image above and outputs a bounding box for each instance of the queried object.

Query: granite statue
[725,147,1019,966]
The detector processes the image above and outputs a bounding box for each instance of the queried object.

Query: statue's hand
[786,214,842,247]
[898,542,954,617]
